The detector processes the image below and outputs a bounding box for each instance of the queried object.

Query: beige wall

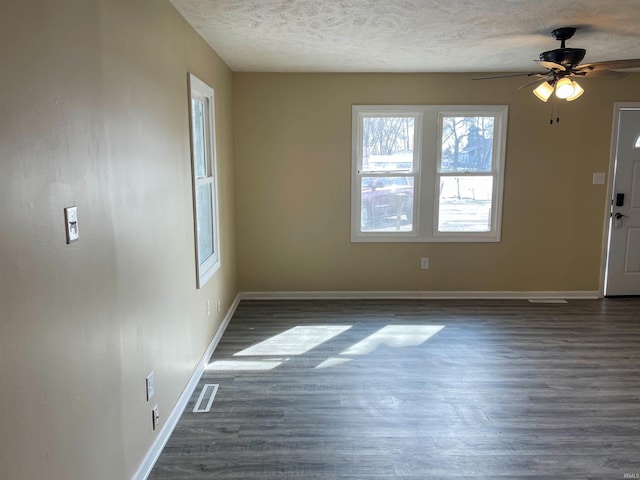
[0,0,236,478]
[234,72,640,293]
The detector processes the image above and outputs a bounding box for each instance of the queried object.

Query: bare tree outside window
[441,116,494,173]
[362,117,414,171]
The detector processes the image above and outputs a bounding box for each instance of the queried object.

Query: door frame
[599,102,640,297]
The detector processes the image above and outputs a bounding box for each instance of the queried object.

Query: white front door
[605,106,640,296]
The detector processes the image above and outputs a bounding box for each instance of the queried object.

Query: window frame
[352,107,424,240]
[351,105,508,243]
[188,73,220,288]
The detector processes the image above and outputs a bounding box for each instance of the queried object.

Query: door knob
[614,212,629,229]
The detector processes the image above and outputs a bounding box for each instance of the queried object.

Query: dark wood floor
[149,298,640,479]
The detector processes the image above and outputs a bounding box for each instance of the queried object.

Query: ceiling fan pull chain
[549,103,561,125]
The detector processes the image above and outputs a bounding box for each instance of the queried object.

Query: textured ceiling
[169,0,640,73]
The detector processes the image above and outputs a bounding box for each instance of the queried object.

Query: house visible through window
[189,73,220,287]
[351,105,508,242]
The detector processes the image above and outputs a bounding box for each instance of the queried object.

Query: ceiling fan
[475,27,640,102]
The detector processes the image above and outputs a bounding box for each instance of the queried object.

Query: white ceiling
[169,0,640,73]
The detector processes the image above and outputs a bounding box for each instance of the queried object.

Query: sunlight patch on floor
[208,325,444,371]
[206,360,284,371]
[234,325,352,357]
[340,325,444,356]
[314,357,353,369]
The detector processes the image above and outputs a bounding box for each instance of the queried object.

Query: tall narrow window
[358,113,420,234]
[189,74,220,287]
[436,115,498,236]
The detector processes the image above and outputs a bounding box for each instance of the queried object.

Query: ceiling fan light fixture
[565,80,584,101]
[555,77,575,99]
[533,81,554,102]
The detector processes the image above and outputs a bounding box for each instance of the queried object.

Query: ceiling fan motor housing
[540,48,586,67]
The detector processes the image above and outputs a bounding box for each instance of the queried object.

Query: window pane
[438,176,493,232]
[440,116,494,173]
[196,183,214,264]
[191,98,207,178]
[362,117,415,172]
[361,176,413,232]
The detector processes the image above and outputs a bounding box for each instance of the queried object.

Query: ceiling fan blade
[576,59,640,72]
[518,75,552,89]
[579,69,630,80]
[534,60,566,71]
[472,72,543,80]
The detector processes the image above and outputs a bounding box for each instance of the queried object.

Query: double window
[351,105,508,242]
[189,74,220,287]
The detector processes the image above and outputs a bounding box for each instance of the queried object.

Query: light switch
[64,206,79,244]
[592,172,605,185]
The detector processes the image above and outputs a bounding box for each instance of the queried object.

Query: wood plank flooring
[149,298,640,479]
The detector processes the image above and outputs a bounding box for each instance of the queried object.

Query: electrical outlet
[146,372,155,401]
[421,258,429,269]
[152,404,160,431]
[206,300,211,316]
[217,299,221,313]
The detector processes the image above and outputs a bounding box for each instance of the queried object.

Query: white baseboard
[132,293,241,480]
[240,290,600,300]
